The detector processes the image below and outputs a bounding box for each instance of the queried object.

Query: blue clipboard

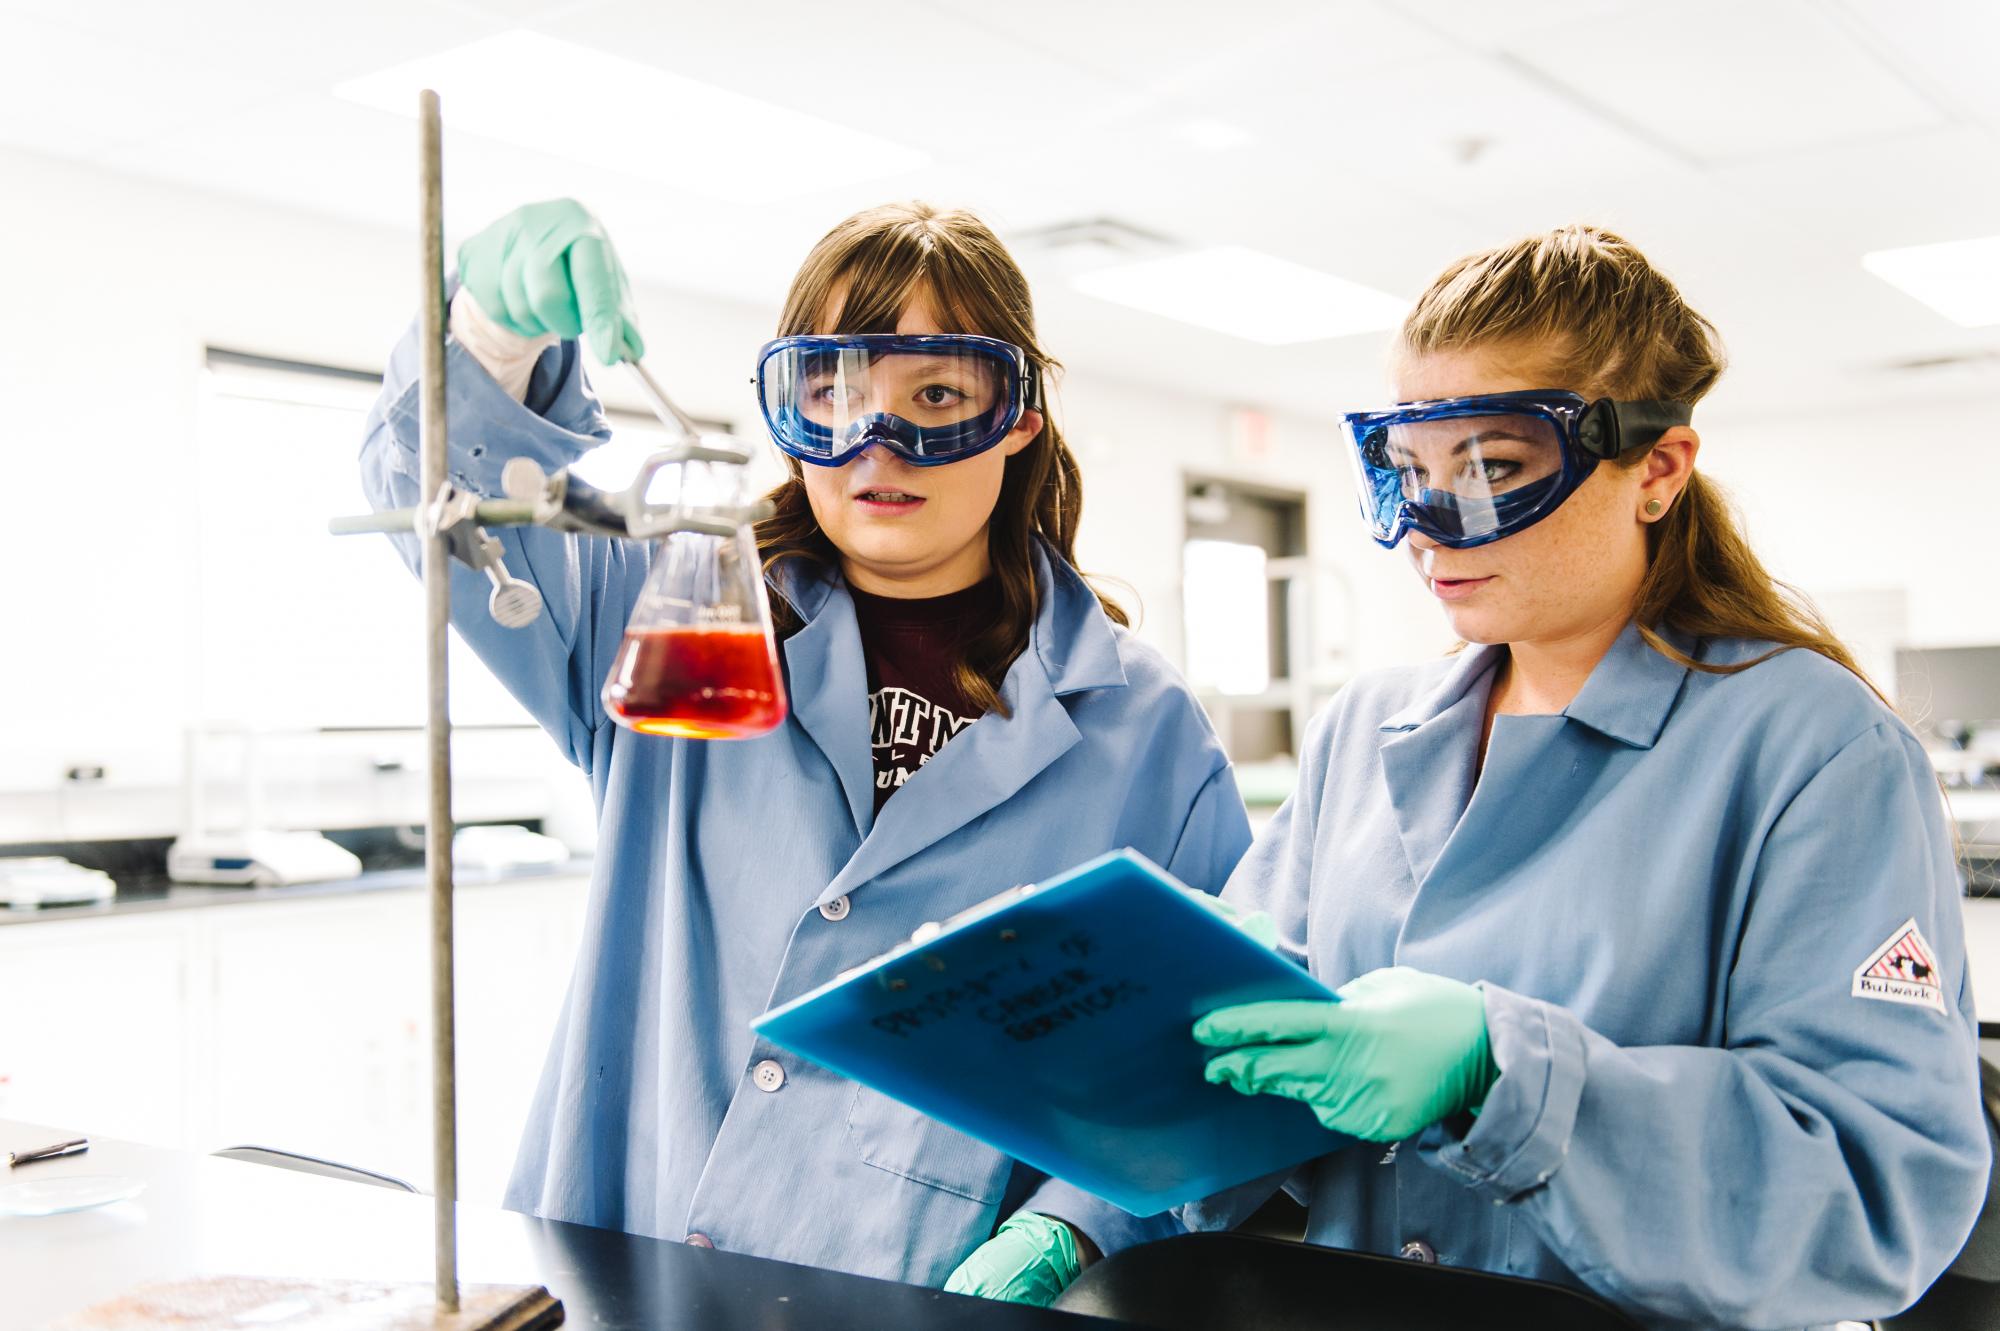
[753,848,1349,1217]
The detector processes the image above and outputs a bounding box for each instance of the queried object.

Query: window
[196,352,531,729]
[193,351,755,731]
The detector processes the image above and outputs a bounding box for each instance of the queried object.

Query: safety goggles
[755,334,1041,467]
[1339,391,1692,549]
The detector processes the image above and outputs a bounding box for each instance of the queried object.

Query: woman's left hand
[943,1211,1085,1305]
[1194,967,1499,1142]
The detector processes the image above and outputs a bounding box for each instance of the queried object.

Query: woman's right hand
[457,198,645,365]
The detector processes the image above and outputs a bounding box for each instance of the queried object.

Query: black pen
[7,1137,88,1167]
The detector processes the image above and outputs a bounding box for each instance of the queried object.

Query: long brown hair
[1398,224,1877,693]
[755,201,1125,716]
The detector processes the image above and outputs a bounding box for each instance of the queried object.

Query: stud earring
[1645,498,1665,517]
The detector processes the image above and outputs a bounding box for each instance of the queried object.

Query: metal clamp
[499,445,772,542]
[624,439,771,540]
[421,482,545,628]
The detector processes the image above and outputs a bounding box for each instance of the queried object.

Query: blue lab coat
[358,328,1252,1285]
[1184,625,1988,1329]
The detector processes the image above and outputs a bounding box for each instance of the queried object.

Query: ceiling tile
[17,0,504,87]
[1835,0,2000,129]
[1219,46,1690,234]
[928,0,1445,94]
[1389,0,1644,43]
[1500,0,1947,163]
[552,0,1131,151]
[1710,122,2000,252]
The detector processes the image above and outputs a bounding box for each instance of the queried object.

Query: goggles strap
[1578,398,1694,459]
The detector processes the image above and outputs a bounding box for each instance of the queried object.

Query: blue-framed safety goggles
[755,333,1041,467]
[1340,391,1692,549]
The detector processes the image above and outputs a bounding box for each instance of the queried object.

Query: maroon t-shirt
[847,578,999,811]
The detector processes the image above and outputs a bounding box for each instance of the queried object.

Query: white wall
[1701,397,2000,658]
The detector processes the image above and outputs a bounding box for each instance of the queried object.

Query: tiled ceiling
[4,0,1996,419]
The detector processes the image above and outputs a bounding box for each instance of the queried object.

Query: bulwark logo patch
[1852,918,1945,1013]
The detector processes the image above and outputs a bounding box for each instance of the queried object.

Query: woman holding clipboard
[1185,226,1987,1329]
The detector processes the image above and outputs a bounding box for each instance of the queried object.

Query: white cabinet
[206,894,430,1186]
[0,915,193,1143]
[452,879,587,1202]
[0,872,588,1204]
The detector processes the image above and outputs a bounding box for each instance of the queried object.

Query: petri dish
[0,1175,146,1216]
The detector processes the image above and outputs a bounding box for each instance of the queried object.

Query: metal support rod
[417,87,460,1316]
[327,500,541,537]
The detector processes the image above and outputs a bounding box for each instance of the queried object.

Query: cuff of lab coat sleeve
[1428,983,1587,1202]
[1021,1178,1180,1259]
[381,338,602,497]
[450,288,558,401]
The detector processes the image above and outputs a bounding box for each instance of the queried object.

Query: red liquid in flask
[603,626,788,740]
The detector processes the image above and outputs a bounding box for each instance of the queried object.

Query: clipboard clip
[860,883,1040,994]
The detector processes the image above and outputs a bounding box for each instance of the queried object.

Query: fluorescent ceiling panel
[1862,235,2000,327]
[1073,246,1406,344]
[334,30,928,202]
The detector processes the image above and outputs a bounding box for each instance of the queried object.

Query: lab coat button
[1399,1240,1437,1264]
[752,1059,786,1092]
[685,1233,714,1248]
[819,895,851,921]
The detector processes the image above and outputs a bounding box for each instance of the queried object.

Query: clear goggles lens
[1343,407,1580,548]
[756,335,1029,466]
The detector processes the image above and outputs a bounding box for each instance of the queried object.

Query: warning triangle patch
[1852,918,1945,1013]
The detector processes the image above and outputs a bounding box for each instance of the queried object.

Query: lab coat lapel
[1406,623,1694,909]
[1418,713,1587,905]
[1375,646,1503,888]
[776,569,875,841]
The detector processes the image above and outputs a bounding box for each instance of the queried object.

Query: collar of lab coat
[770,539,1127,697]
[1379,618,1696,752]
[771,540,1129,874]
[1373,619,1699,890]
[1560,620,1697,749]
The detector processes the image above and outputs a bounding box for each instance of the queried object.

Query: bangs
[790,231,1012,345]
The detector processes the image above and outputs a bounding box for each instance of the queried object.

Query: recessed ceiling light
[1072,246,1406,344]
[334,31,929,203]
[1861,235,2000,328]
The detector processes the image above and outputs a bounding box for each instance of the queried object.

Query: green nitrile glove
[943,1211,1082,1306]
[457,198,645,365]
[1194,966,1498,1142]
[1176,886,1280,950]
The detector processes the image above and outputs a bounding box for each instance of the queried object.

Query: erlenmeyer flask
[602,459,787,740]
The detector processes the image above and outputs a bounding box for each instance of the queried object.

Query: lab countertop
[0,1120,1146,1331]
[0,858,591,928]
